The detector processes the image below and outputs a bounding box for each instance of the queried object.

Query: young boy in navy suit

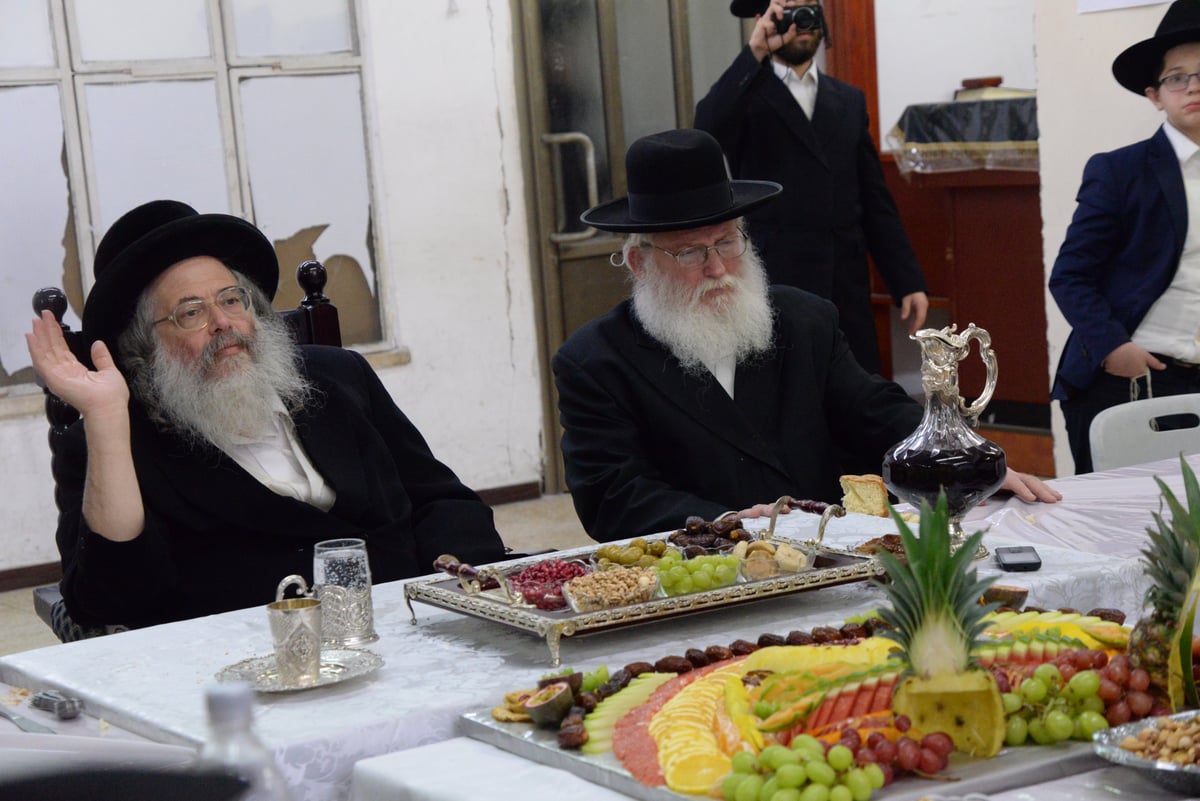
[1051,0,1200,473]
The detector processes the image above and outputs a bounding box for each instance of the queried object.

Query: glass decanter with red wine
[882,324,1006,557]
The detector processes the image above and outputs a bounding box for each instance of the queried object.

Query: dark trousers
[1061,359,1200,474]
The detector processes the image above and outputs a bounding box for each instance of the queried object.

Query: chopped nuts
[563,566,658,611]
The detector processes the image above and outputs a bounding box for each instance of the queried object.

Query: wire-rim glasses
[153,285,252,331]
[1158,72,1200,92]
[646,229,748,270]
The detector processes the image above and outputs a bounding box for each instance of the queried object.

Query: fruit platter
[458,469,1200,801]
[404,510,886,666]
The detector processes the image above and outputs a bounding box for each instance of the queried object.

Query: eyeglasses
[646,229,748,270]
[1157,71,1200,92]
[153,285,252,331]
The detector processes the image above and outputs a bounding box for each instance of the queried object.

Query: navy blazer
[54,346,504,628]
[1049,126,1187,399]
[552,286,922,542]
[695,47,926,371]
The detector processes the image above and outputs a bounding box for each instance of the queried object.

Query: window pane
[0,85,73,388]
[0,0,55,68]
[230,0,353,57]
[614,0,675,145]
[540,0,611,233]
[73,0,210,62]
[84,80,229,235]
[239,73,379,344]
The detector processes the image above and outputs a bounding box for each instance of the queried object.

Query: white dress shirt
[1132,122,1200,363]
[772,59,818,119]
[223,396,336,511]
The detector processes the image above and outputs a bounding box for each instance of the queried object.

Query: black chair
[31,262,341,641]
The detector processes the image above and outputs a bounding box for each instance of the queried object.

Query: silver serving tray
[404,539,885,666]
[1093,710,1200,794]
[214,648,384,693]
[460,708,1105,801]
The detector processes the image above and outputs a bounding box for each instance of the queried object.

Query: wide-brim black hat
[82,200,279,351]
[730,0,770,17]
[1113,0,1200,94]
[580,128,781,233]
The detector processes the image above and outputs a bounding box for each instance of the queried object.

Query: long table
[1,455,1193,801]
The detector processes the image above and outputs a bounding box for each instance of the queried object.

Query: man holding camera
[694,0,927,375]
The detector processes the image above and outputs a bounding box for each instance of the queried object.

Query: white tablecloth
[4,455,1194,801]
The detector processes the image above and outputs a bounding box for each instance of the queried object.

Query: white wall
[875,0,1037,146]
[1035,0,1167,475]
[0,0,544,573]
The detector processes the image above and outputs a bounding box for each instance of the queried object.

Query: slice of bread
[840,474,888,517]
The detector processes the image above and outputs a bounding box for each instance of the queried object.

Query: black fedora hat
[1113,0,1200,94]
[82,200,279,351]
[580,128,781,233]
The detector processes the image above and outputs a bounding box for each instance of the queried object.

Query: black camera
[775,4,823,35]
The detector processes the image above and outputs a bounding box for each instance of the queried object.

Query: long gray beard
[137,314,312,453]
[631,245,775,376]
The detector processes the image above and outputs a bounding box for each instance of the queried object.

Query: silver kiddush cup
[313,538,379,647]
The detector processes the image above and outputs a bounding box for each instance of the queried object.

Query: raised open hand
[26,310,129,419]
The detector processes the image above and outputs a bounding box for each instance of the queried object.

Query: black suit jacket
[54,346,503,628]
[694,48,926,374]
[552,286,922,542]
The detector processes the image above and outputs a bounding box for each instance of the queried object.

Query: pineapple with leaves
[1128,456,1200,710]
[876,492,1006,757]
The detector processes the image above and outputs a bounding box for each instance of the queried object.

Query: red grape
[839,728,862,750]
[1072,650,1094,670]
[1128,668,1150,693]
[1127,690,1154,718]
[865,731,887,749]
[896,737,921,772]
[893,714,912,732]
[1059,663,1078,682]
[1106,700,1132,726]
[918,747,948,774]
[877,762,896,786]
[1097,678,1122,702]
[1107,655,1132,686]
[1091,650,1109,669]
[920,732,955,759]
[855,747,878,764]
[873,739,898,763]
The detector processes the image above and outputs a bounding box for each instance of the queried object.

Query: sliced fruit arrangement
[876,493,1007,758]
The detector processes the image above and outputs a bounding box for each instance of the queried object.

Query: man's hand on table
[999,469,1062,504]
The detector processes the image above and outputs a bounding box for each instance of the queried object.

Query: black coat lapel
[760,68,829,170]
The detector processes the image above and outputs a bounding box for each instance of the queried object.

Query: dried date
[1087,607,1127,625]
[654,655,695,674]
[685,648,711,668]
[786,630,815,646]
[557,724,588,749]
[623,661,656,677]
[811,626,842,643]
[758,633,786,648]
[704,645,734,662]
[839,623,868,641]
[729,639,760,656]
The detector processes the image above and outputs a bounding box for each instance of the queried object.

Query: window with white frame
[0,0,380,393]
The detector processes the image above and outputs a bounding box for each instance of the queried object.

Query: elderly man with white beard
[26,200,504,631]
[553,129,1058,542]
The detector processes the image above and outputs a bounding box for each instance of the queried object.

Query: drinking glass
[313,538,378,647]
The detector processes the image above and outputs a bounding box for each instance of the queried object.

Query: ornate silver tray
[1093,710,1200,794]
[404,538,885,666]
[215,648,384,693]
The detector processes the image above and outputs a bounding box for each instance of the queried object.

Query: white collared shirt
[222,396,337,511]
[1132,122,1200,362]
[772,59,818,120]
[704,355,737,399]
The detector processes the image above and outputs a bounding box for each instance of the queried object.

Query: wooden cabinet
[872,158,1049,427]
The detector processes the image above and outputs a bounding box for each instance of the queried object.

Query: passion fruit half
[523,680,574,728]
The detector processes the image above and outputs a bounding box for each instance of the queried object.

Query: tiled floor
[0,492,591,658]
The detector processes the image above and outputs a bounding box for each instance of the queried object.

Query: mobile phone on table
[994,545,1042,572]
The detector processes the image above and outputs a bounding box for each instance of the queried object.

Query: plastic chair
[1088,393,1200,472]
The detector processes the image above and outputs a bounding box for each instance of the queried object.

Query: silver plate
[405,540,884,666]
[1093,710,1200,794]
[214,648,384,693]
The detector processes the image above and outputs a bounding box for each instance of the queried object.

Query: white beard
[631,245,775,376]
[140,314,310,453]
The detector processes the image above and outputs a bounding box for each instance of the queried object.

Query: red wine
[882,442,1006,517]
